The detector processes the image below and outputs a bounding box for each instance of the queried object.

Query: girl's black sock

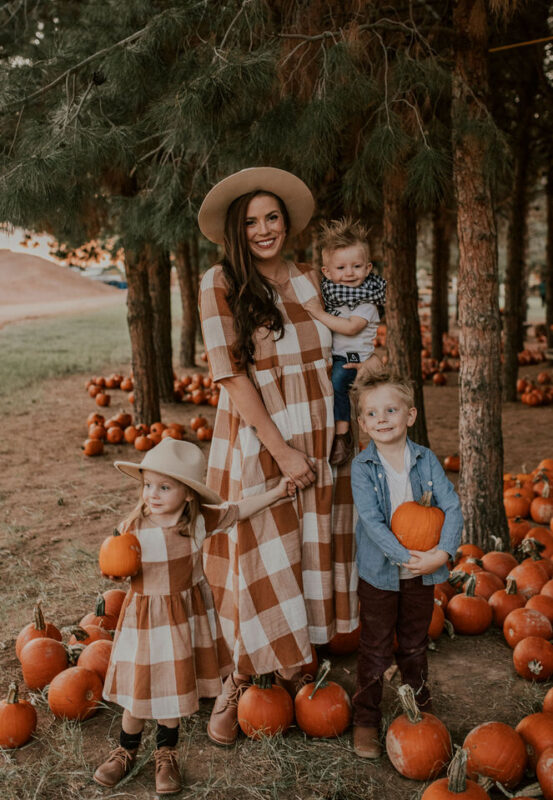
[156,722,179,749]
[120,729,142,751]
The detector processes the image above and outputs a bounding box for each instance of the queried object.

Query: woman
[197,167,358,745]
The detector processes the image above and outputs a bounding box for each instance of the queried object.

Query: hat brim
[114,461,223,506]
[198,167,315,245]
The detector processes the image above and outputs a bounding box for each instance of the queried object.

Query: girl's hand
[276,476,297,498]
[274,445,317,489]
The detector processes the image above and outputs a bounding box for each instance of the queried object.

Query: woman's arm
[304,298,368,335]
[219,375,317,489]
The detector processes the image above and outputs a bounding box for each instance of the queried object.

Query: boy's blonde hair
[320,217,370,260]
[351,360,415,409]
[120,477,201,538]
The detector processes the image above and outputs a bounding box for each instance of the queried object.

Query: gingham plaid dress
[199,262,359,676]
[102,505,235,720]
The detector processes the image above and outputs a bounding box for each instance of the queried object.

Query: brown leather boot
[329,431,354,466]
[353,725,381,759]
[207,673,250,746]
[274,670,314,697]
[93,746,137,787]
[154,747,181,795]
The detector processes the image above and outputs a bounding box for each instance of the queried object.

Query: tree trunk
[547,164,553,349]
[381,166,429,447]
[431,206,452,360]
[124,246,160,425]
[174,239,199,367]
[148,248,174,403]
[452,0,508,550]
[502,103,533,401]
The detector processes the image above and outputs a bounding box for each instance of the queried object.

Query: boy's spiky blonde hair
[320,217,370,259]
[351,360,415,409]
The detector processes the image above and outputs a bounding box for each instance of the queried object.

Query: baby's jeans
[331,355,357,422]
[353,576,435,727]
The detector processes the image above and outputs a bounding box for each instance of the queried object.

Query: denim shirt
[351,438,463,591]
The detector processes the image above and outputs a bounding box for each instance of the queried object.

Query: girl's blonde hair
[120,474,201,538]
[351,360,415,409]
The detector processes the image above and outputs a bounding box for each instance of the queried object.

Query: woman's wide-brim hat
[198,166,315,245]
[114,438,223,505]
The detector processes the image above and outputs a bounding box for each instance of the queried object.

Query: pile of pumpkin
[85,371,220,408]
[517,372,553,407]
[83,411,214,456]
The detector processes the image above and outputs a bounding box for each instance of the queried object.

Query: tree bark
[124,246,160,425]
[502,102,533,401]
[431,206,452,360]
[147,248,174,403]
[381,166,429,447]
[174,239,199,367]
[547,164,553,349]
[452,0,508,550]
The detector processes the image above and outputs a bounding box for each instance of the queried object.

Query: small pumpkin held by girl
[94,438,295,795]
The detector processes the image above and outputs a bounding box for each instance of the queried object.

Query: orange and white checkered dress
[199,262,359,676]
[102,505,235,720]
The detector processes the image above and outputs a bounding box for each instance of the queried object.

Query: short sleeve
[200,502,239,534]
[198,265,247,382]
[351,302,380,323]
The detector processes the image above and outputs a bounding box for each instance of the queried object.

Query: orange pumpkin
[489,578,526,626]
[446,575,492,635]
[504,493,530,519]
[106,425,124,444]
[463,720,527,790]
[83,438,104,456]
[0,683,37,749]
[391,491,445,551]
[20,637,68,689]
[77,639,113,682]
[237,675,293,739]
[99,528,141,578]
[537,746,553,800]
[328,625,361,655]
[68,624,112,647]
[102,588,127,619]
[294,660,351,738]
[421,748,490,800]
[428,601,446,640]
[503,607,552,648]
[134,435,154,451]
[509,516,532,548]
[15,603,62,661]
[480,550,517,581]
[506,560,549,599]
[79,595,119,631]
[513,636,553,682]
[444,455,460,472]
[526,594,553,624]
[48,666,103,720]
[516,712,553,770]
[531,485,553,524]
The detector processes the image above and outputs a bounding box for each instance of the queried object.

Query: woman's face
[244,194,287,262]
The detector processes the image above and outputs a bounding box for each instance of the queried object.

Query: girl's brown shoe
[207,673,250,745]
[154,747,181,795]
[93,746,137,787]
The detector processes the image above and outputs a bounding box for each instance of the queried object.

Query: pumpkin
[503,607,552,648]
[526,594,553,624]
[86,412,105,427]
[123,425,138,443]
[506,560,549,599]
[134,435,154,451]
[446,575,492,635]
[294,660,351,738]
[434,586,450,609]
[544,687,553,713]
[515,712,553,770]
[147,432,162,445]
[15,602,62,660]
[300,645,318,676]
[68,624,112,647]
[470,570,504,600]
[237,674,294,739]
[385,684,452,780]
[428,601,446,640]
[435,580,457,602]
[99,528,141,578]
[190,416,208,431]
[149,422,166,435]
[444,455,460,472]
[463,720,527,790]
[432,372,446,385]
[197,425,214,441]
[88,423,107,440]
[513,636,553,682]
[95,392,111,407]
[79,595,119,631]
[106,426,124,444]
[328,625,361,655]
[480,550,518,581]
[20,637,68,689]
[83,438,104,456]
[48,666,103,720]
[509,517,532,548]
[162,427,183,440]
[120,377,133,391]
[504,482,534,503]
[537,746,553,800]
[531,484,553,524]
[455,544,485,562]
[542,579,553,599]
[102,588,127,619]
[77,639,113,682]
[115,411,132,428]
[489,578,526,626]
[0,683,37,748]
[421,748,490,800]
[504,493,530,519]
[391,491,444,551]
[524,526,553,558]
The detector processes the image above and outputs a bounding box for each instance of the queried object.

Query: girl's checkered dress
[199,262,359,676]
[103,505,235,720]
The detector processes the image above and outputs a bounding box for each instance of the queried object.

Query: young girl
[94,437,295,795]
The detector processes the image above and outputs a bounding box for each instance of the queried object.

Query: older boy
[349,364,463,759]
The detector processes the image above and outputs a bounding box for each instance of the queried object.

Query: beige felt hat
[114,438,223,505]
[198,166,315,244]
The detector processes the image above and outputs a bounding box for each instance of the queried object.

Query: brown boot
[274,670,314,697]
[330,431,354,466]
[154,747,181,795]
[207,673,250,746]
[353,725,381,759]
[93,746,137,787]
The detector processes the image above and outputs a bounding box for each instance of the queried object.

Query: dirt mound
[0,249,120,304]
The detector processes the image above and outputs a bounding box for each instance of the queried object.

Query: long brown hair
[221,191,290,369]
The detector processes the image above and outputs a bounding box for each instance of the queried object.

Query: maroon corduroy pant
[353,576,435,726]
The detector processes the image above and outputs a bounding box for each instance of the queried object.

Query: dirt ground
[1,348,553,800]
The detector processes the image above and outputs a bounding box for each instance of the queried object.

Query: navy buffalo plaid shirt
[321,273,387,312]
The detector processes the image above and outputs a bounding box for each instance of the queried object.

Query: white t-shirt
[378,444,415,580]
[331,302,380,360]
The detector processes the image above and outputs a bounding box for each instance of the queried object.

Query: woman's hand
[274,445,317,489]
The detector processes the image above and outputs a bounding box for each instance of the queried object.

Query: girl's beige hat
[114,438,223,505]
[198,166,315,245]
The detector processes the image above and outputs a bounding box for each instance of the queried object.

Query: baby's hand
[304,298,324,319]
[277,476,297,498]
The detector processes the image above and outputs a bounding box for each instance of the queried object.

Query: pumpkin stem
[505,577,519,595]
[255,673,273,689]
[397,684,423,724]
[95,595,106,616]
[419,491,433,507]
[68,625,89,642]
[495,780,543,798]
[490,535,504,552]
[33,601,46,632]
[112,528,121,537]
[444,620,456,638]
[308,659,331,699]
[448,570,468,588]
[6,682,19,704]
[67,643,86,664]
[464,574,477,597]
[521,538,545,560]
[543,482,551,499]
[446,747,468,793]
